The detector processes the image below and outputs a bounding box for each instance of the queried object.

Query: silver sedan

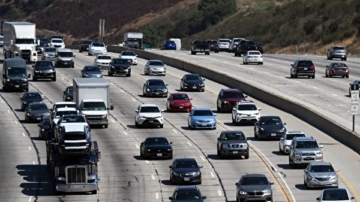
[144,60,166,76]
[304,161,339,189]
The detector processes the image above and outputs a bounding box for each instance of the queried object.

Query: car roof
[296,59,313,62]
[170,92,188,95]
[140,104,159,107]
[242,173,267,178]
[175,158,196,161]
[293,136,316,141]
[148,59,163,62]
[260,115,281,119]
[63,124,86,132]
[286,131,305,134]
[309,161,332,166]
[62,114,82,117]
[54,102,76,105]
[237,101,255,105]
[184,73,201,76]
[323,188,347,192]
[56,107,77,112]
[193,107,211,111]
[147,79,164,81]
[146,137,167,140]
[24,91,41,95]
[176,186,199,191]
[222,88,242,93]
[56,48,72,52]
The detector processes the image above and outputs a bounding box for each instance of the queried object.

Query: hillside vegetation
[1,0,360,55]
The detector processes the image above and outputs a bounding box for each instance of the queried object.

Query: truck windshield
[7,67,26,77]
[15,39,34,44]
[82,102,106,111]
[58,52,73,57]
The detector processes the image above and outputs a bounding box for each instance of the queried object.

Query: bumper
[4,83,28,91]
[218,45,229,49]
[149,70,166,75]
[193,49,210,53]
[220,103,236,112]
[235,116,258,123]
[56,182,97,193]
[331,72,349,76]
[237,194,272,202]
[306,179,338,188]
[43,56,56,61]
[26,115,43,122]
[330,54,346,58]
[138,119,163,126]
[171,174,201,184]
[34,72,55,78]
[296,71,315,76]
[145,91,168,97]
[97,64,110,69]
[86,119,108,126]
[246,58,263,63]
[144,151,172,159]
[220,149,248,156]
[57,61,74,67]
[169,105,192,112]
[292,156,323,164]
[191,122,216,129]
[258,131,285,139]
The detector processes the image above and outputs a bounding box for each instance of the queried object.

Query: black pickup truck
[234,40,259,56]
[191,40,210,55]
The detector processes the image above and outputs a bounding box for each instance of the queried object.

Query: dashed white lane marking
[332,94,338,96]
[15,121,18,124]
[210,172,215,178]
[61,77,64,80]
[264,72,270,74]
[200,156,205,161]
[155,192,159,199]
[123,131,128,136]
[32,161,35,165]
[187,142,192,146]
[28,196,32,202]
[295,81,301,83]
[7,109,10,113]
[111,119,115,123]
[145,160,149,164]
[1,100,3,103]
[28,146,31,151]
[218,190,222,196]
[135,144,139,149]
[151,175,155,180]
[111,83,114,85]
[312,86,318,89]
[172,129,178,134]
[132,98,136,102]
[68,82,72,85]
[22,133,25,137]
[120,89,124,92]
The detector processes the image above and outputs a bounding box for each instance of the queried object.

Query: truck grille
[21,50,31,59]
[302,152,316,156]
[67,167,86,183]
[86,115,102,120]
[248,191,264,195]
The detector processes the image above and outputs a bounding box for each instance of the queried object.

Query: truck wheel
[160,124,164,128]
[191,51,195,55]
[244,152,249,159]
[79,49,82,53]
[108,71,113,76]
[52,77,56,81]
[103,124,108,128]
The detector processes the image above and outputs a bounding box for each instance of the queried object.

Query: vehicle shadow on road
[271,151,284,156]
[277,163,304,170]
[161,180,176,186]
[207,154,245,160]
[127,124,163,129]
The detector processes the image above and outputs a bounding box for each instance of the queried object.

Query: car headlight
[254,113,259,116]
[260,127,264,131]
[27,113,30,116]
[294,152,301,156]
[163,89,168,92]
[223,101,228,103]
[200,83,205,86]
[172,171,179,176]
[44,54,49,56]
[330,175,337,180]
[56,176,66,181]
[263,189,272,195]
[146,88,150,92]
[23,101,27,104]
[22,79,28,81]
[84,74,89,77]
[315,151,322,155]
[88,174,96,180]
[146,149,151,152]
[6,79,10,82]
[167,148,172,151]
[35,70,39,73]
[280,128,286,132]
[44,113,50,116]
[150,68,155,70]
[241,144,248,148]
[239,191,247,195]
[309,177,315,181]
[193,171,200,176]
[41,128,45,131]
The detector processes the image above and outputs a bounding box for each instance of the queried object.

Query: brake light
[310,65,315,70]
[331,68,335,71]
[345,68,349,72]
[296,66,301,71]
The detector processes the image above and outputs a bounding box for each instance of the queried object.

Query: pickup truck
[234,40,259,57]
[190,40,210,55]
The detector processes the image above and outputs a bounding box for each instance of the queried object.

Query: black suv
[79,40,93,52]
[140,137,173,159]
[205,39,219,53]
[32,60,56,81]
[169,186,206,202]
[235,174,274,202]
[217,130,249,159]
[290,60,315,79]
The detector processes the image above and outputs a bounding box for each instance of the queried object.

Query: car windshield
[7,67,26,77]
[0,38,3,41]
[121,51,135,56]
[322,190,349,200]
[333,47,345,50]
[193,110,213,116]
[248,52,261,55]
[240,177,268,185]
[55,111,77,118]
[84,66,100,71]
[149,61,164,66]
[310,165,334,172]
[145,138,169,145]
[173,190,201,200]
[140,106,160,113]
[29,104,47,111]
[52,39,63,43]
[259,117,282,125]
[24,93,41,99]
[223,92,245,99]
[175,160,198,168]
[84,40,92,44]
[185,75,202,81]
[98,56,111,60]
[332,63,347,68]
[295,141,318,148]
[113,59,130,64]
[286,134,305,140]
[45,48,56,52]
[58,52,73,57]
[148,80,165,86]
[61,116,86,123]
[223,132,245,140]
[35,61,53,69]
[298,61,313,67]
[245,41,255,45]
[15,39,34,44]
[238,104,256,110]
[82,102,106,111]
[172,94,189,100]
[92,42,104,47]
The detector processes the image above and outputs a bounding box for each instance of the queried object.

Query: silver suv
[327,46,347,61]
[217,130,249,159]
[289,136,323,168]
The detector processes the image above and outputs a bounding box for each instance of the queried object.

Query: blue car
[188,108,216,129]
[162,40,177,50]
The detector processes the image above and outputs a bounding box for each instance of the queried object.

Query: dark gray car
[217,131,249,159]
[235,174,274,202]
[325,62,349,78]
[81,65,103,78]
[327,46,347,61]
[25,102,50,122]
[143,79,168,97]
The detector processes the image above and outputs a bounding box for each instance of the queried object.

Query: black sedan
[38,115,52,139]
[32,60,56,81]
[108,58,132,77]
[63,86,73,101]
[170,158,202,185]
[20,92,43,111]
[142,79,168,97]
[254,116,287,140]
[25,102,50,122]
[140,137,173,159]
[169,186,206,202]
[81,65,103,78]
[180,74,205,92]
[325,62,349,78]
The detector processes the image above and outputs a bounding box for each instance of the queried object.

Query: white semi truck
[73,78,114,128]
[124,32,143,49]
[3,22,38,63]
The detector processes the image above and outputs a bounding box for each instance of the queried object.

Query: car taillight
[310,65,315,70]
[331,68,335,71]
[296,66,301,71]
[345,68,349,72]
[255,46,258,49]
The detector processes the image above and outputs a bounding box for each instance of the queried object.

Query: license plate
[193,86,197,89]
[44,74,48,75]
[271,133,276,136]
[73,185,81,189]
[304,68,308,70]
[155,92,159,94]
[15,85,19,88]
[149,120,154,123]
[37,117,41,120]
[305,157,313,160]
[202,123,207,126]
[184,177,190,181]
[233,151,238,154]
[64,63,67,65]
[157,153,162,156]
[179,106,183,109]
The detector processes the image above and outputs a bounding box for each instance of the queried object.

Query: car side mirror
[233,108,236,111]
[50,109,53,112]
[304,170,308,173]
[235,182,239,186]
[169,166,172,168]
[161,110,164,113]
[110,105,114,110]
[28,74,31,78]
[316,197,320,200]
[258,108,261,110]
[169,197,173,200]
[135,110,139,113]
[203,78,205,81]
[280,137,284,141]
[136,55,138,57]
[217,137,220,141]
[269,182,274,185]
[166,84,168,86]
[37,124,41,127]
[199,165,203,168]
[202,196,206,199]
[351,196,355,200]
[336,169,340,172]
[213,114,217,116]
[73,55,76,58]
[283,122,286,125]
[20,97,23,100]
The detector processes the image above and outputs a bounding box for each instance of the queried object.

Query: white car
[51,107,79,133]
[94,54,112,69]
[279,131,305,154]
[54,114,89,141]
[317,188,354,202]
[231,101,261,125]
[50,38,65,49]
[135,104,164,128]
[217,38,231,51]
[243,51,263,65]
[119,51,138,65]
[88,41,107,56]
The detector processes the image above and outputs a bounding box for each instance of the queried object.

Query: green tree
[138,24,161,47]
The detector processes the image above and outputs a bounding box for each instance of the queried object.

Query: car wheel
[126,73,131,77]
[91,190,97,195]
[294,74,298,78]
[217,105,221,113]
[232,115,235,124]
[188,122,192,129]
[288,156,292,166]
[312,75,315,79]
[346,75,349,78]
[344,57,347,61]
[244,152,249,159]
[52,77,56,81]
[279,144,282,153]
[308,76,311,78]
[33,76,37,81]
[325,72,328,77]
[290,73,294,78]
[140,149,143,157]
[79,49,82,53]
[329,74,332,77]
[254,130,257,139]
[135,120,139,128]
[160,124,164,128]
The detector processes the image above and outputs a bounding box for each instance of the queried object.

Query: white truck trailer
[3,22,38,63]
[124,32,143,49]
[73,78,114,128]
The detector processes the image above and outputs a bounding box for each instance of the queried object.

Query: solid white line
[187,142,192,146]
[7,109,10,113]
[172,129,178,134]
[1,100,3,103]
[111,119,115,123]
[332,94,338,96]
[32,161,35,165]
[132,98,136,102]
[151,175,155,180]
[218,190,222,196]
[22,133,25,137]
[15,121,18,124]
[111,83,114,85]
[145,160,149,164]
[135,144,139,149]
[123,132,128,136]
[210,172,215,178]
[200,156,205,161]
[28,146,31,151]
[312,86,318,89]
[28,196,32,202]
[155,192,159,199]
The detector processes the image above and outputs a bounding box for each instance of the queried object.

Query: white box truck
[3,22,38,63]
[73,78,114,128]
[169,38,181,50]
[124,32,143,49]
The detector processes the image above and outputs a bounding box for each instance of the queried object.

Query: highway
[146,49,360,134]
[0,48,359,202]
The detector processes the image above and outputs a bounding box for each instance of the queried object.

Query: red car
[166,93,192,112]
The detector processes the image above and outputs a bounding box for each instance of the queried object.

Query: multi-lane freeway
[0,48,359,202]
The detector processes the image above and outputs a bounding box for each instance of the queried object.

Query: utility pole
[350,83,359,132]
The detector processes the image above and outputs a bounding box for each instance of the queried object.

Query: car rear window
[333,47,345,50]
[248,52,261,55]
[298,61,313,67]
[223,92,245,99]
[332,63,347,67]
